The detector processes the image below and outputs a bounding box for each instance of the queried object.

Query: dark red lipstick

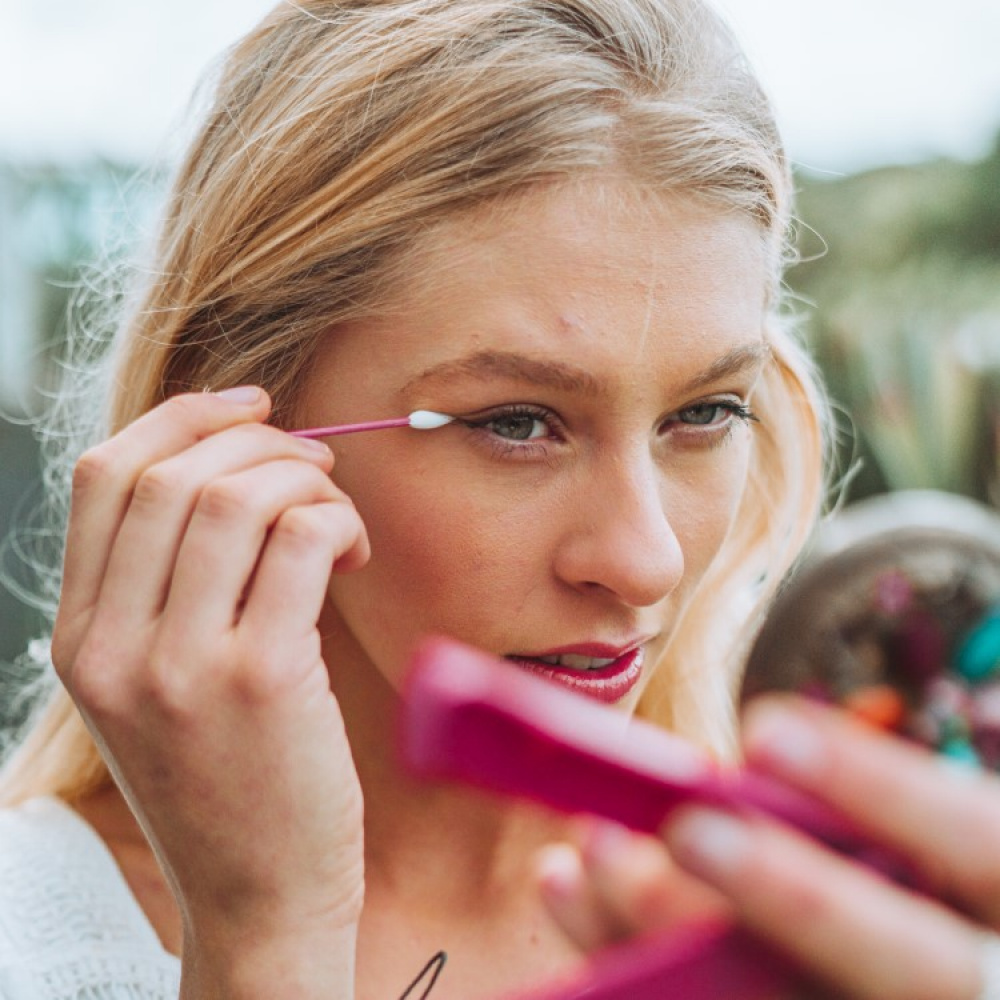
[504,642,646,703]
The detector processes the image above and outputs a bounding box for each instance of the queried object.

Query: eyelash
[460,404,561,459]
[672,401,759,432]
[459,399,759,459]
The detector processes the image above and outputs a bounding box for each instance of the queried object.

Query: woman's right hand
[50,387,370,999]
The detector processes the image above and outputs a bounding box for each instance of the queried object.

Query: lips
[504,643,647,704]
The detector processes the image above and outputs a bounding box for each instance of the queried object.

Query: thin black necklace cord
[398,951,447,999]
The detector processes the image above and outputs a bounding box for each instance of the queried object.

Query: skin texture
[301,180,768,706]
[56,177,770,999]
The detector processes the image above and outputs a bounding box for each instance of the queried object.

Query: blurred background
[1,0,999,671]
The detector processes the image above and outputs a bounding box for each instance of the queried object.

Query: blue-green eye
[679,403,729,426]
[462,404,556,443]
[458,403,563,460]
[485,413,548,440]
[677,401,757,427]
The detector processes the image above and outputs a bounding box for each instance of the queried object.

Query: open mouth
[521,652,621,671]
[503,646,646,703]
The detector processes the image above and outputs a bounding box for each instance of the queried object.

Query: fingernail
[215,385,262,405]
[582,820,631,868]
[298,437,332,454]
[665,807,750,880]
[745,701,826,780]
[535,844,582,901]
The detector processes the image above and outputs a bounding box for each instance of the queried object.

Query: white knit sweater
[0,797,181,999]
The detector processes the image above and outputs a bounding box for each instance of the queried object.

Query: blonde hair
[1,0,828,803]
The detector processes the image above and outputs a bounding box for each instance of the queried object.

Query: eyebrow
[676,341,772,395]
[401,342,771,398]
[402,350,600,396]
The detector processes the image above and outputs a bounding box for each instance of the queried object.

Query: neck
[327,628,569,917]
[326,627,587,997]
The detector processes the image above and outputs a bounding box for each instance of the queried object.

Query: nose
[552,451,684,609]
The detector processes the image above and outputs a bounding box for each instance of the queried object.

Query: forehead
[389,176,771,309]
[310,177,771,401]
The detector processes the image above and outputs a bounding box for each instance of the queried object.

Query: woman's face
[300,177,771,710]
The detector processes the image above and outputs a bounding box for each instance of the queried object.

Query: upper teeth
[535,653,618,670]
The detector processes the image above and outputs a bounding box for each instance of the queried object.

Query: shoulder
[0,796,85,910]
[0,793,76,848]
[0,797,180,999]
[0,796,113,918]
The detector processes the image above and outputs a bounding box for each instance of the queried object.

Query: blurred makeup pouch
[742,490,1000,771]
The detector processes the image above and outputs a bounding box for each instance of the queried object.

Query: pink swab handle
[502,921,799,1000]
[289,410,454,439]
[289,417,412,438]
[400,638,920,882]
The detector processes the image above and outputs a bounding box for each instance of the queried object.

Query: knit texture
[0,798,180,999]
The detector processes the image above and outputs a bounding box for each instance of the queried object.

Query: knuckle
[232,634,321,704]
[143,647,201,721]
[132,464,183,508]
[231,653,281,703]
[68,635,125,715]
[196,479,252,521]
[273,505,335,548]
[72,446,115,495]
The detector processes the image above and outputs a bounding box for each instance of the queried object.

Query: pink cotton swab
[289,410,455,439]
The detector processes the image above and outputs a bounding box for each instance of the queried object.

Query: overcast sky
[2,0,1000,174]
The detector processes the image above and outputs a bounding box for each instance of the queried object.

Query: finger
[664,806,983,1000]
[536,842,622,951]
[55,388,271,652]
[97,426,332,627]
[743,696,1000,925]
[536,821,728,953]
[157,460,344,640]
[239,499,369,650]
[577,820,729,937]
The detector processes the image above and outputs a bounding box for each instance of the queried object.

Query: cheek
[670,442,753,573]
[326,469,549,651]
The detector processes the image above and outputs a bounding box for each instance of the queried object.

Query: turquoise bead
[940,738,982,768]
[955,610,1000,683]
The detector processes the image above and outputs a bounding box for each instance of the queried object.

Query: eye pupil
[492,415,538,440]
[683,404,719,425]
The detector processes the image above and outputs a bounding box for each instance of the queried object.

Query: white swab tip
[408,410,454,430]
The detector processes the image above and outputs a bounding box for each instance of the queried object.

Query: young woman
[2,0,999,998]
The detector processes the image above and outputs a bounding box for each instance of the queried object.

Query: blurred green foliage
[0,161,154,404]
[789,133,1000,505]
[0,160,151,664]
